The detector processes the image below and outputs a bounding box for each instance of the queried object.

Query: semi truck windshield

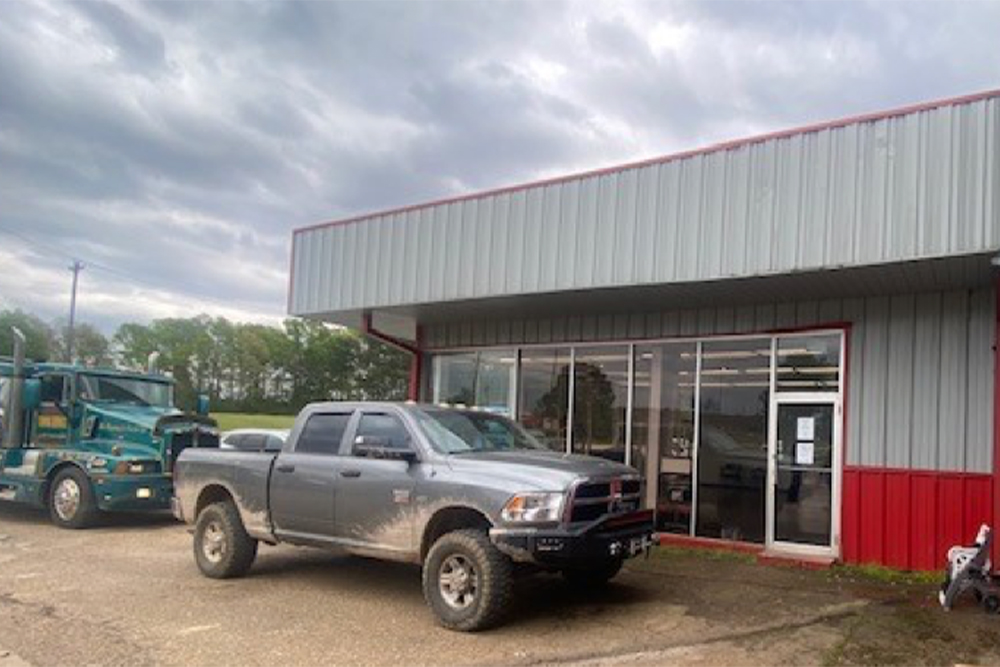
[78,375,172,408]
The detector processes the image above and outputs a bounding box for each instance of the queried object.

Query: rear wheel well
[195,485,235,518]
[420,507,492,561]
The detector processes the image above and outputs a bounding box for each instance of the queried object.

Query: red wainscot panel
[841,467,993,571]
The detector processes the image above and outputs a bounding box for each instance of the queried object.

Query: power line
[66,260,84,362]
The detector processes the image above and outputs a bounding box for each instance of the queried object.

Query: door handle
[276,464,295,473]
[340,469,362,478]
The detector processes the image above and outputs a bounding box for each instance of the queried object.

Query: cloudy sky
[1,0,998,333]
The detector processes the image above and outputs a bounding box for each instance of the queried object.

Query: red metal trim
[360,311,419,355]
[842,466,993,570]
[408,325,424,402]
[843,465,993,478]
[294,88,1000,236]
[360,313,423,401]
[993,275,1000,563]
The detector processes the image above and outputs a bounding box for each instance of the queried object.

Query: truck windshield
[78,375,173,408]
[416,409,546,454]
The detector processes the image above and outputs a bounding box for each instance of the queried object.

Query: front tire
[48,467,99,529]
[422,529,513,632]
[562,557,624,588]
[193,500,258,579]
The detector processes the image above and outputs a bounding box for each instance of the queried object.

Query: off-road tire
[983,594,1000,614]
[48,467,99,529]
[193,500,258,579]
[422,529,513,632]
[562,557,624,588]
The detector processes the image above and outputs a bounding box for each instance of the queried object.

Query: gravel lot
[1,504,999,667]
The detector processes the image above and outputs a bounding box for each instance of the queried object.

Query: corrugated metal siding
[423,286,995,474]
[291,95,1000,316]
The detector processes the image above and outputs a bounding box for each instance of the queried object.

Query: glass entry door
[767,395,840,555]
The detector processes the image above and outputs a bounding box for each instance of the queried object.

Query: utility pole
[66,260,84,363]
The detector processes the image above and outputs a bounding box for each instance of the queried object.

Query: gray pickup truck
[173,402,656,631]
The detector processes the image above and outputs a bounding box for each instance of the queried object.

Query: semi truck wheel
[48,467,99,529]
[422,529,513,632]
[193,500,258,579]
[561,557,624,587]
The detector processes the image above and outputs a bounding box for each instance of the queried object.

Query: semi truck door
[332,411,420,554]
[269,411,352,540]
[34,373,70,447]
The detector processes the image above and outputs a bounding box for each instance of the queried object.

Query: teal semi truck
[0,327,219,528]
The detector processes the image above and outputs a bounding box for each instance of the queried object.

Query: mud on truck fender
[192,491,259,579]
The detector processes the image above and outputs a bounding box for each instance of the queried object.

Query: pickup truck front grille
[568,477,642,523]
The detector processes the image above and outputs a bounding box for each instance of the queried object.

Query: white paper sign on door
[796,416,815,441]
[796,441,815,466]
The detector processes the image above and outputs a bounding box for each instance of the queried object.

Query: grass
[650,544,758,564]
[831,563,942,585]
[211,412,297,432]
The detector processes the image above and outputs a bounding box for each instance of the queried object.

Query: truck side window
[354,414,410,451]
[296,413,350,455]
[40,375,67,404]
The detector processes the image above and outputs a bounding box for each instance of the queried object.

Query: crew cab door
[333,410,422,555]
[269,410,353,540]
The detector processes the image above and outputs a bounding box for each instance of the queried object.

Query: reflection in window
[696,338,771,543]
[776,334,841,392]
[632,343,696,534]
[518,348,570,452]
[571,347,629,463]
[432,351,516,416]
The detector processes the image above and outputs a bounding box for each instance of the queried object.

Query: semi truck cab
[0,327,219,528]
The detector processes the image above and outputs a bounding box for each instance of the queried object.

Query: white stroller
[939,524,999,613]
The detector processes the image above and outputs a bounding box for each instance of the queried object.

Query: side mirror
[196,394,210,416]
[353,435,417,463]
[22,379,41,412]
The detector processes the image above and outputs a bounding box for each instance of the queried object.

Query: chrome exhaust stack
[147,351,160,375]
[3,327,26,448]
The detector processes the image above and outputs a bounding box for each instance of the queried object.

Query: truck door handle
[276,464,295,473]
[340,469,361,478]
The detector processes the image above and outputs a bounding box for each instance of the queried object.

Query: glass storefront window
[432,351,516,416]
[429,328,843,546]
[696,338,771,543]
[776,334,841,392]
[433,353,477,405]
[571,346,629,463]
[518,348,571,452]
[633,342,697,534]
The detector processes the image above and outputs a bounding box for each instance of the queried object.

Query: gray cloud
[0,0,997,333]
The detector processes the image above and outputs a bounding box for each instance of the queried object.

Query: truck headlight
[501,492,564,523]
[112,461,159,475]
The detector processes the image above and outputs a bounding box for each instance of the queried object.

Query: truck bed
[173,447,277,541]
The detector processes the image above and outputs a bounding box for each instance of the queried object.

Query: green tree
[0,310,56,361]
[53,323,111,366]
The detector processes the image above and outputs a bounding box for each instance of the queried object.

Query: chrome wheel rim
[438,554,478,610]
[54,477,81,521]
[202,521,226,564]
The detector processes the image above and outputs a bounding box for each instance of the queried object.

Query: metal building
[289,90,1000,569]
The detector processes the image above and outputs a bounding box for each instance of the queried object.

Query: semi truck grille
[568,477,642,523]
[167,430,220,470]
